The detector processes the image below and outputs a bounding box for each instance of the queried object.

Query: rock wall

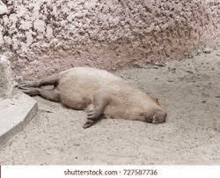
[0,54,13,99]
[0,0,219,79]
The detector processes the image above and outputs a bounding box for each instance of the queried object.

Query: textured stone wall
[0,0,219,79]
[0,54,13,99]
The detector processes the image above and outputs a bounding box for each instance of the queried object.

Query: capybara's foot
[19,87,40,96]
[18,80,41,88]
[83,119,97,129]
[87,108,102,120]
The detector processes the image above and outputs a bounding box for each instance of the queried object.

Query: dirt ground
[0,46,220,165]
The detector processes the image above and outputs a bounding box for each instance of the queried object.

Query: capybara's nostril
[152,111,167,124]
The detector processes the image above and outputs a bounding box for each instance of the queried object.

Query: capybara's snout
[152,111,167,124]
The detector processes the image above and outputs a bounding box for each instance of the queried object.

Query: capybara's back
[57,67,124,109]
[59,67,122,85]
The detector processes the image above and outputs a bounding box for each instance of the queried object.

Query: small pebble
[196,49,202,55]
[203,48,212,54]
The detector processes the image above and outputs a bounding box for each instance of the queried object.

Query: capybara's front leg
[83,92,109,129]
[83,108,103,129]
[83,119,97,129]
[87,107,103,120]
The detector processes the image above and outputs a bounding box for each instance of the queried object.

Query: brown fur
[19,67,167,128]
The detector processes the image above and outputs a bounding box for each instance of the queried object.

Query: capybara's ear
[146,93,160,105]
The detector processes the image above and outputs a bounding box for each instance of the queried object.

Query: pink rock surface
[0,0,219,79]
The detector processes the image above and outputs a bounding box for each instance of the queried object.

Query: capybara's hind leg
[39,88,60,102]
[19,87,40,96]
[19,74,59,88]
[20,87,60,102]
[19,80,41,88]
[39,74,59,86]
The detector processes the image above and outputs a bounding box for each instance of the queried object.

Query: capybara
[19,67,167,128]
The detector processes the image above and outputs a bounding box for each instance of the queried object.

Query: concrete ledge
[0,90,38,147]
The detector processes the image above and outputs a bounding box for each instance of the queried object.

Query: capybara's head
[145,111,167,124]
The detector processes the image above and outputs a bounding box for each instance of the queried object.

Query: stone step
[0,90,38,148]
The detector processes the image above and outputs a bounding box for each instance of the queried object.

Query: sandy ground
[0,47,220,165]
